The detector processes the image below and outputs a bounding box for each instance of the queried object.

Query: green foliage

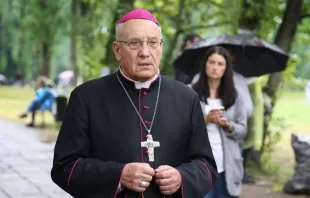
[257,0,286,40]
[0,0,309,81]
[262,116,288,155]
[281,54,300,87]
[23,0,67,45]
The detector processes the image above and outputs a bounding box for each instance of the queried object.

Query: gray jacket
[201,94,247,196]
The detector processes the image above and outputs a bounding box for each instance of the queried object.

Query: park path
[0,118,71,198]
[0,118,309,198]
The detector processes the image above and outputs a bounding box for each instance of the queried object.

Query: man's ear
[112,42,121,61]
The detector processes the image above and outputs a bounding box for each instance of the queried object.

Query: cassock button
[143,91,148,96]
[145,151,149,154]
[143,105,150,110]
[144,120,151,125]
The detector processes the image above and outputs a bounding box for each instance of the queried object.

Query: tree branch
[300,13,310,20]
[180,21,233,33]
[208,0,225,9]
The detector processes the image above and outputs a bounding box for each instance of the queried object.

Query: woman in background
[19,76,56,127]
[192,46,247,198]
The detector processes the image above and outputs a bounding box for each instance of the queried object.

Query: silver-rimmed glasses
[116,38,163,50]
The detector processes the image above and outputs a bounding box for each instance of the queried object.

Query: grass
[247,90,310,191]
[270,91,310,182]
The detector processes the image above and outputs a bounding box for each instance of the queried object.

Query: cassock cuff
[113,164,127,196]
[175,169,184,197]
[117,182,124,193]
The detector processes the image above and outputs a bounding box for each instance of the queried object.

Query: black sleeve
[176,93,218,197]
[51,89,125,197]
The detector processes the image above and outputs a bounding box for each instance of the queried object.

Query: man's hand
[155,165,182,195]
[121,163,155,192]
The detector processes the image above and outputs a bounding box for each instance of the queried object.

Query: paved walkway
[0,119,71,198]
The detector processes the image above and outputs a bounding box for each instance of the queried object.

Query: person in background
[174,33,201,84]
[224,46,255,184]
[192,46,247,198]
[19,76,56,127]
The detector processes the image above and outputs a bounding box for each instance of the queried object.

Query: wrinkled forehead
[121,19,161,39]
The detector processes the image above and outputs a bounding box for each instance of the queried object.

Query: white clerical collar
[119,67,160,89]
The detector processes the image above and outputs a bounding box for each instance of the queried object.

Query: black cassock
[51,71,217,198]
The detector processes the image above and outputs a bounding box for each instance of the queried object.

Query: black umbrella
[173,34,290,78]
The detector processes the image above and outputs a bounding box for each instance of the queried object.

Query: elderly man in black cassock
[51,8,217,198]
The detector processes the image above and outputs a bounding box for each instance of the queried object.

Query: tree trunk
[0,14,2,71]
[161,0,186,75]
[261,0,303,152]
[42,43,50,77]
[36,44,41,77]
[4,0,17,80]
[104,0,135,68]
[40,0,50,77]
[71,0,78,86]
[263,0,303,98]
[17,0,25,84]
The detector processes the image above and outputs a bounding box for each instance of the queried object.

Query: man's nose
[138,43,151,57]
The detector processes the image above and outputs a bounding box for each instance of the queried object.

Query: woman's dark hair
[180,33,200,51]
[192,46,237,109]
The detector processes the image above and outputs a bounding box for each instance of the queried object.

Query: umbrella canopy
[173,34,290,78]
[58,70,74,79]
[0,74,7,83]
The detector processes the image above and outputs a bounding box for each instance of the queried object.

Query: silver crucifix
[141,134,160,162]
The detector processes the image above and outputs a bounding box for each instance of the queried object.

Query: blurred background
[0,0,310,198]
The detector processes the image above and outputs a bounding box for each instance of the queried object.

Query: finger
[155,178,171,186]
[155,171,169,179]
[160,190,174,196]
[210,115,217,120]
[159,184,174,191]
[141,165,155,176]
[135,180,150,189]
[155,165,171,173]
[217,116,223,125]
[155,168,174,179]
[211,109,221,114]
[141,174,153,182]
[133,186,148,193]
[221,117,228,122]
[213,116,220,125]
[121,181,147,193]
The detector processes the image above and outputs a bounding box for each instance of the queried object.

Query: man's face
[113,19,163,81]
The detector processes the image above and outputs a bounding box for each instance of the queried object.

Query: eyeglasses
[116,38,163,50]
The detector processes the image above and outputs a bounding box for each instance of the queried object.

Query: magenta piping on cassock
[138,89,145,198]
[197,160,213,190]
[139,89,144,163]
[67,158,82,192]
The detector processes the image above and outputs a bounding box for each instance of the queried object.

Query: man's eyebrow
[126,36,160,40]
[147,36,160,39]
[126,37,140,40]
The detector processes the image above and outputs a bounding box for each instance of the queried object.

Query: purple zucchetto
[117,8,160,26]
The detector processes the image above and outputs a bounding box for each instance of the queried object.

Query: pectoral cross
[141,134,160,162]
